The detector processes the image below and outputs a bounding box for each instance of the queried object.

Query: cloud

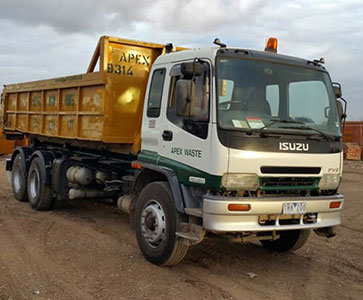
[0,0,362,119]
[0,0,108,33]
[143,0,265,33]
[0,0,265,34]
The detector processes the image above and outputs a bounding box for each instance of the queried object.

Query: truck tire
[27,157,53,211]
[260,229,310,252]
[135,181,189,266]
[11,153,28,202]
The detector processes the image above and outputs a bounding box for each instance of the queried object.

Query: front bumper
[203,194,344,232]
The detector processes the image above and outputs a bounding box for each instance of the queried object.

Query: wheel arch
[29,150,55,187]
[8,146,34,172]
[131,161,185,214]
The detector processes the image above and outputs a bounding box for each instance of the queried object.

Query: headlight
[222,173,259,191]
[319,174,340,190]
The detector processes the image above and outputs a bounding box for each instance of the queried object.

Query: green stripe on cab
[138,150,222,190]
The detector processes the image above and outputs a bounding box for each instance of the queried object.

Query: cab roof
[154,47,326,72]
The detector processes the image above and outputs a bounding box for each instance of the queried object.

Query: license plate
[282,202,306,214]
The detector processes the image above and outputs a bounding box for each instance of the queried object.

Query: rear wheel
[135,181,189,266]
[260,230,310,252]
[27,157,53,211]
[11,153,28,202]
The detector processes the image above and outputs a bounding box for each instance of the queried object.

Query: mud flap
[314,227,336,238]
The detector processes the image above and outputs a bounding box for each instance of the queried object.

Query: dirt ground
[0,156,362,300]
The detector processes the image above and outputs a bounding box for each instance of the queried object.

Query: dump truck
[1,36,347,266]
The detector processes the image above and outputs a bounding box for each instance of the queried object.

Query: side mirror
[333,82,347,123]
[176,79,196,117]
[336,100,343,120]
[181,62,204,78]
[332,82,342,98]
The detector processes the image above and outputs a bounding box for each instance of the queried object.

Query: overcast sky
[0,0,362,120]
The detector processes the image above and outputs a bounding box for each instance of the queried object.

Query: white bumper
[203,194,343,232]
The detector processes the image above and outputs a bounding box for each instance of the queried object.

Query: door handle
[162,130,173,141]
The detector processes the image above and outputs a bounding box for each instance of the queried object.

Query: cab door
[141,68,166,154]
[158,61,212,176]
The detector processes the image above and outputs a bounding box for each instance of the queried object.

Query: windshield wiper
[246,118,340,141]
[278,125,340,141]
[246,118,304,136]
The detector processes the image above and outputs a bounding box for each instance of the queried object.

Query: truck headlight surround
[222,173,259,191]
[319,174,340,190]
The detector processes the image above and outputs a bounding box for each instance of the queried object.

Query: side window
[147,69,166,118]
[266,84,279,116]
[167,62,210,139]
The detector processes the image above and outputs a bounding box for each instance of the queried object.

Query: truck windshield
[216,57,341,138]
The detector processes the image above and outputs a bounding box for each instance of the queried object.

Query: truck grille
[260,166,321,174]
[260,177,319,190]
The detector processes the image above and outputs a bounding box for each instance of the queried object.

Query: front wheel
[135,181,189,266]
[260,230,310,252]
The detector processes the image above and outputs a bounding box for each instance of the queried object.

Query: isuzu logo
[279,142,309,151]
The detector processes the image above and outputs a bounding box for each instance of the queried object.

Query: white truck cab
[135,39,344,264]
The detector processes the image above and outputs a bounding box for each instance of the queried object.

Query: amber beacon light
[265,37,278,53]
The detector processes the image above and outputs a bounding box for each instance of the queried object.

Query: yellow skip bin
[1,36,185,155]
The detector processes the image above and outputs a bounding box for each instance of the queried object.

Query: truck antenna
[213,38,226,48]
[313,57,325,64]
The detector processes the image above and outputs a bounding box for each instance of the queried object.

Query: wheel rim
[12,167,22,193]
[29,168,40,202]
[140,200,166,248]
